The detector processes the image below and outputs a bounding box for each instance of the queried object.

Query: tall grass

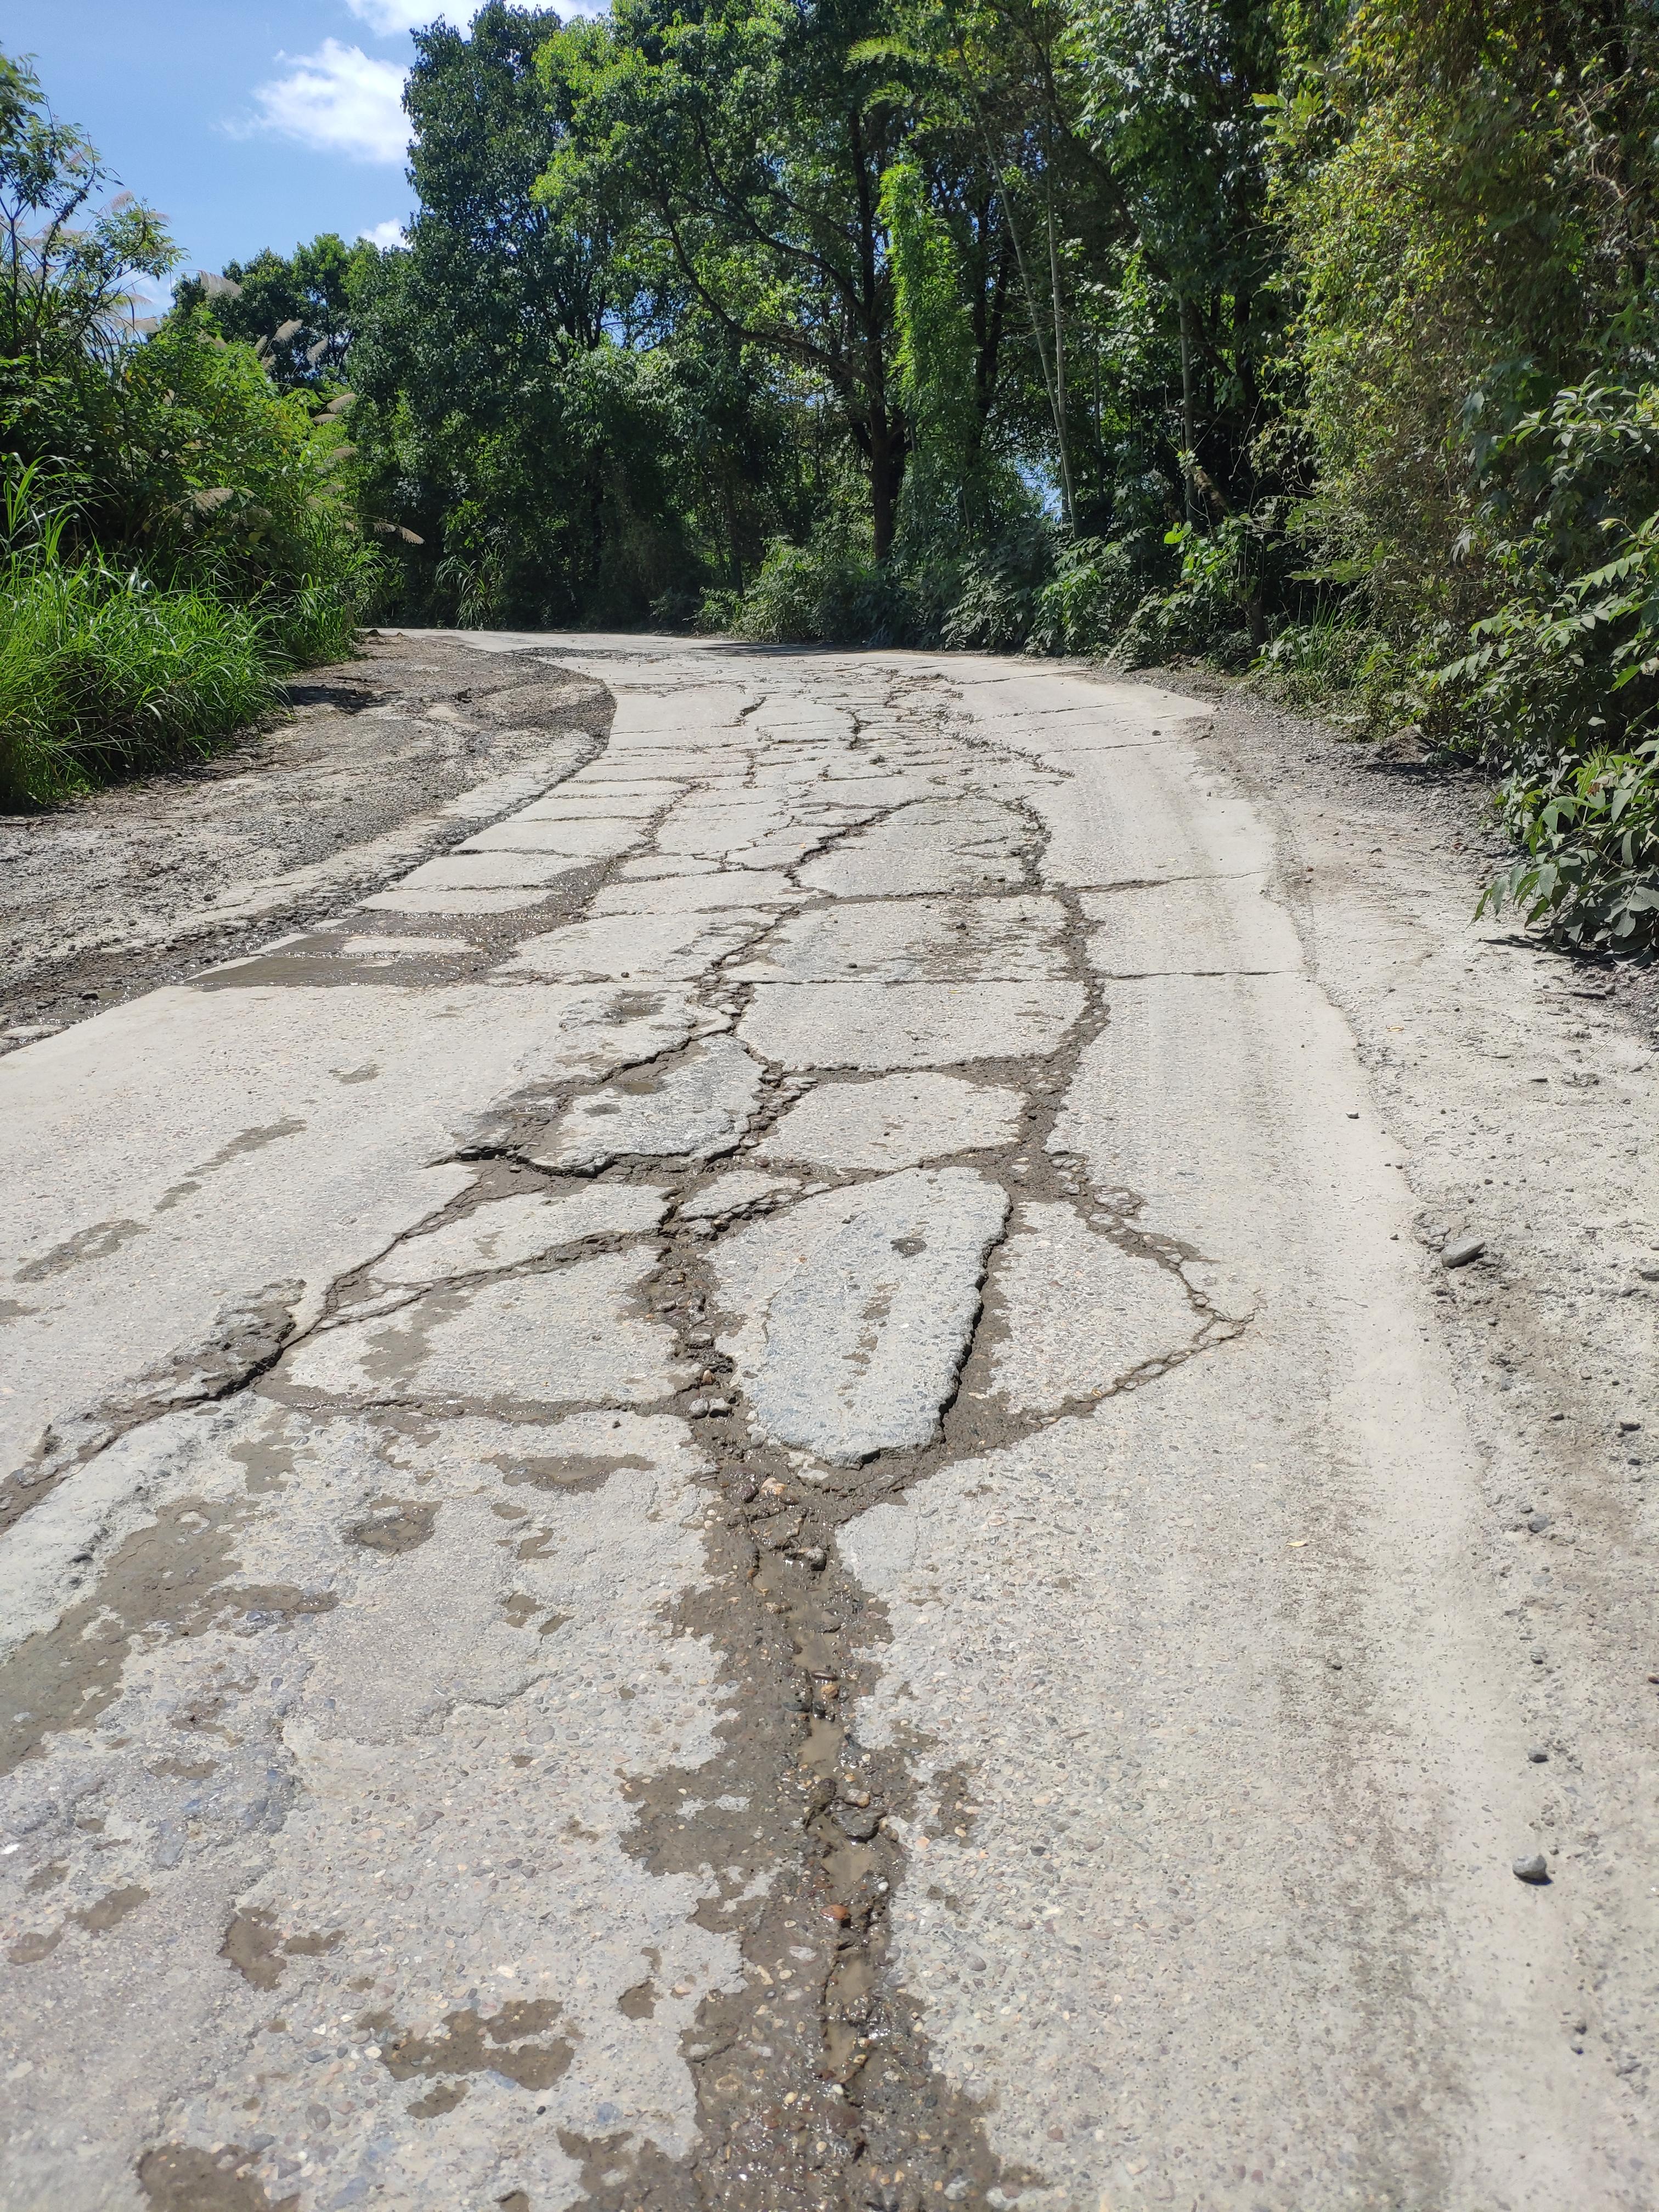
[0,471,278,806]
[0,557,276,806]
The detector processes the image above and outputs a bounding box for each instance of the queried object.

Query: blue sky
[7,3,595,298]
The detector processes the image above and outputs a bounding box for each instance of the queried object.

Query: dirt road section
[0,632,610,1049]
[0,633,1654,2212]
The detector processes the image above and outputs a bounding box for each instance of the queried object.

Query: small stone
[1618,1419,1643,1434]
[1527,1511,1552,1533]
[688,1397,709,1418]
[833,1806,882,1842]
[1442,1234,1486,1269]
[687,1329,714,1348]
[1527,1746,1549,1763]
[795,1544,828,1571]
[1512,1853,1550,1884]
[706,1397,732,1416]
[1531,1648,1547,1664]
[728,1474,758,1503]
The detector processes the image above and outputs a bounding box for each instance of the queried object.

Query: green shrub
[1027,537,1146,656]
[1479,742,1659,950]
[733,537,906,646]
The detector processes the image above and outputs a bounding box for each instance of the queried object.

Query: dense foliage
[0,53,370,803]
[5,7,1658,945]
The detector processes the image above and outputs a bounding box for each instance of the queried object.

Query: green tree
[0,52,174,371]
[177,233,375,390]
[1283,0,1659,627]
[545,0,912,555]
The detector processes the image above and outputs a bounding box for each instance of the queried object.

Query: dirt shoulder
[1146,663,1659,2105]
[0,631,611,1053]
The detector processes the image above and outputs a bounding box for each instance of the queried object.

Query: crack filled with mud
[490,662,1260,2210]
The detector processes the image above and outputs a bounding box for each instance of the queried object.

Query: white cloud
[248,41,409,163]
[359,218,408,249]
[344,0,473,32]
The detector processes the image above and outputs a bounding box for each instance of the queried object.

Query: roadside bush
[1027,537,1146,657]
[733,537,907,646]
[1435,382,1659,949]
[1479,742,1659,950]
[0,50,370,804]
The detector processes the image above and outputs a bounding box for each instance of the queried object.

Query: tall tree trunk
[869,405,900,561]
[1178,295,1201,529]
[1045,167,1075,530]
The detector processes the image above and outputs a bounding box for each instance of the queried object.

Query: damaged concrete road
[2,634,1656,2212]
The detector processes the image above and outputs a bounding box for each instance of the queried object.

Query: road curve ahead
[1,639,1649,2212]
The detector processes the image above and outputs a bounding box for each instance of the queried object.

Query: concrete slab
[594,871,805,916]
[797,798,1030,896]
[755,1071,1024,1171]
[503,911,770,984]
[397,852,591,891]
[517,792,669,818]
[457,818,648,859]
[656,803,787,857]
[360,885,558,915]
[1080,872,1302,975]
[284,1249,684,1408]
[986,1200,1206,1410]
[738,980,1086,1071]
[727,894,1069,983]
[713,1169,1008,1465]
[368,1183,669,1286]
[530,1035,765,1170]
[0,1396,735,2211]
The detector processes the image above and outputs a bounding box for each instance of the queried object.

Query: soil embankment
[0,631,610,1049]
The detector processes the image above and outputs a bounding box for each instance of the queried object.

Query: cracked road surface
[2,637,1655,2212]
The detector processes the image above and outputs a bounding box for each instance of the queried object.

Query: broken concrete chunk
[1441,1234,1487,1269]
[528,1036,765,1170]
[676,1171,800,1222]
[714,1168,1009,1465]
